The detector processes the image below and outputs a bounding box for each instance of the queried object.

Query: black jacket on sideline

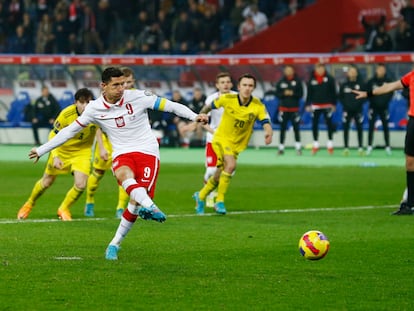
[366,75,394,110]
[275,75,304,111]
[306,72,337,106]
[339,79,366,112]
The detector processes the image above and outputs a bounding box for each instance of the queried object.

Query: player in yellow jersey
[84,67,135,218]
[193,73,273,214]
[17,88,95,221]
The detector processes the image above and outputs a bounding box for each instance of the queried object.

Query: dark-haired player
[18,88,95,221]
[27,67,208,260]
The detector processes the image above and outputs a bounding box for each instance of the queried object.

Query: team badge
[144,90,153,96]
[115,116,125,128]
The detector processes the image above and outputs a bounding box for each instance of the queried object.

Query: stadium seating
[389,91,408,129]
[59,91,75,110]
[13,80,42,101]
[44,80,76,99]
[5,91,31,127]
[141,80,171,98]
[169,80,204,102]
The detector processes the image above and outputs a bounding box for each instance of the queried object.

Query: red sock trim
[123,208,138,222]
[125,184,140,196]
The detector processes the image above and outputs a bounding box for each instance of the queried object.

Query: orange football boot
[17,202,33,219]
[57,207,72,221]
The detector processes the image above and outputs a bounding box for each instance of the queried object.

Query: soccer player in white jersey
[28,67,209,260]
[85,67,136,219]
[202,72,236,210]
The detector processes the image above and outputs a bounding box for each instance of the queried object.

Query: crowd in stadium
[0,0,315,55]
[362,2,414,52]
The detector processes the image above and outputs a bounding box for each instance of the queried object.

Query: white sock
[109,203,140,247]
[402,188,408,202]
[295,142,301,150]
[279,144,285,151]
[127,202,140,214]
[130,187,154,207]
[122,178,154,207]
[110,217,134,246]
[327,140,333,149]
[183,136,190,144]
[313,141,319,148]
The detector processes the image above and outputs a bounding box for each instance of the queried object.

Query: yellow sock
[216,171,232,203]
[85,170,104,204]
[116,186,129,210]
[59,185,84,210]
[27,179,47,205]
[199,176,218,200]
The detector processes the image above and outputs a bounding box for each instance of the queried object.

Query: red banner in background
[1,53,413,66]
[220,0,407,54]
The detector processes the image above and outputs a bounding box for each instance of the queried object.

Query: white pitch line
[172,204,397,217]
[53,256,82,260]
[0,217,107,224]
[0,205,397,225]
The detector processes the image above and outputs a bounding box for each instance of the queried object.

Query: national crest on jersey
[79,89,164,160]
[115,116,125,127]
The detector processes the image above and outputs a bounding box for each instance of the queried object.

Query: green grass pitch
[1,147,414,310]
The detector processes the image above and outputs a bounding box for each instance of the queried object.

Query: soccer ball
[298,230,330,260]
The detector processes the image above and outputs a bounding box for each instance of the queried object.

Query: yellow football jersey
[49,104,97,154]
[212,94,270,153]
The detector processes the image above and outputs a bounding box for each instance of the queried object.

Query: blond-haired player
[84,67,135,218]
[17,88,95,220]
[193,73,273,214]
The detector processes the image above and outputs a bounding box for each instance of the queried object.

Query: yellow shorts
[92,136,113,171]
[45,148,92,176]
[212,140,239,168]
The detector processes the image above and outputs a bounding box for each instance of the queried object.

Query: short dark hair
[238,73,256,88]
[74,88,94,102]
[102,67,124,83]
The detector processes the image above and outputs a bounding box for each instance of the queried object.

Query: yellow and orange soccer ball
[298,230,330,260]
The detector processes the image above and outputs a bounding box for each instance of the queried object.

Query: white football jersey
[204,90,237,143]
[37,89,198,159]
